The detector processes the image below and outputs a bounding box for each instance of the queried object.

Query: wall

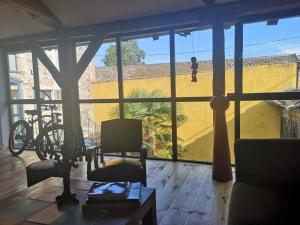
[0,49,10,146]
[92,63,297,162]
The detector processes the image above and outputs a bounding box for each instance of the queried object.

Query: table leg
[142,201,157,225]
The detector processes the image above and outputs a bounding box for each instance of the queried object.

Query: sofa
[228,139,300,225]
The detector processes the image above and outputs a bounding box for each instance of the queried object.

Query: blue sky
[94,16,300,67]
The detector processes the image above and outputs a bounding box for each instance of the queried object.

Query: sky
[94,16,300,67]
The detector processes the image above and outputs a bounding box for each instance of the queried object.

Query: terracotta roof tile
[95,54,299,83]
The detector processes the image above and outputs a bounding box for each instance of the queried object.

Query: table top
[0,177,155,225]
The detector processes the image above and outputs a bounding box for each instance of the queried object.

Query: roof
[268,89,300,110]
[95,54,299,83]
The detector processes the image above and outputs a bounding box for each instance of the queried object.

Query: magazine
[87,182,130,200]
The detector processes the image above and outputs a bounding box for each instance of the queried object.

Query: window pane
[175,28,213,97]
[78,40,119,99]
[10,104,39,139]
[122,34,170,98]
[9,52,35,99]
[226,102,235,163]
[240,101,281,138]
[38,59,61,100]
[225,26,235,94]
[80,103,119,146]
[177,102,213,162]
[124,102,172,159]
[243,17,300,93]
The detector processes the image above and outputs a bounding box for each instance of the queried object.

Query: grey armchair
[228,139,300,225]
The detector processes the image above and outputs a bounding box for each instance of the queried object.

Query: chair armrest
[235,139,300,186]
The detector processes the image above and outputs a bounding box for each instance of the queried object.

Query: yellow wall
[92,63,297,162]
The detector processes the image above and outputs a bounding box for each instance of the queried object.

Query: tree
[103,40,145,66]
[109,89,188,159]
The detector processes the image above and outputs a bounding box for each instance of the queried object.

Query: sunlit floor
[0,148,234,225]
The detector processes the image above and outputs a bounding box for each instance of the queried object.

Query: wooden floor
[0,148,234,225]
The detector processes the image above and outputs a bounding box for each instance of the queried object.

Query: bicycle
[8,89,64,160]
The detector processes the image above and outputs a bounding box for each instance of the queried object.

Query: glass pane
[78,40,119,99]
[11,104,64,139]
[80,103,119,146]
[11,104,35,123]
[240,101,281,138]
[226,102,235,163]
[225,26,235,94]
[38,60,61,100]
[177,102,213,162]
[243,17,300,93]
[44,48,59,70]
[9,52,35,99]
[281,104,300,139]
[122,34,170,98]
[124,102,172,159]
[175,28,213,97]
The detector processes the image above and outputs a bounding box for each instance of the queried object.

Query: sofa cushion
[228,182,287,225]
[26,160,63,186]
[88,159,144,183]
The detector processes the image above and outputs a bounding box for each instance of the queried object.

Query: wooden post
[55,34,82,205]
[234,22,243,140]
[211,20,232,182]
[32,32,105,206]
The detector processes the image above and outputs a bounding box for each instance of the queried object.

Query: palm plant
[110,89,188,158]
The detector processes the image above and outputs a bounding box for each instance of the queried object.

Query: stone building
[9,47,97,139]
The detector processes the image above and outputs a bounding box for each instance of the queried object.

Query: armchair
[86,119,147,186]
[228,139,300,225]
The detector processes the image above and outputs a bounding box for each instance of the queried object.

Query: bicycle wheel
[35,124,64,160]
[9,120,30,156]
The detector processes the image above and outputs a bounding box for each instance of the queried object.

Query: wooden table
[0,177,157,225]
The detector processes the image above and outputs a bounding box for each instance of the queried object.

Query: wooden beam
[30,41,61,86]
[203,0,214,6]
[234,22,243,140]
[212,21,225,96]
[0,0,64,29]
[75,35,106,81]
[1,0,300,46]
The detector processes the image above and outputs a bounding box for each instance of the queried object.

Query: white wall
[0,49,10,147]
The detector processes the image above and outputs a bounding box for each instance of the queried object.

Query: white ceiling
[0,0,239,40]
[0,2,52,39]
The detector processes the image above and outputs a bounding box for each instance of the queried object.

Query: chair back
[101,119,142,153]
[235,139,300,186]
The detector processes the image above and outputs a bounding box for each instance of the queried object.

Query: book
[82,182,142,212]
[87,182,129,200]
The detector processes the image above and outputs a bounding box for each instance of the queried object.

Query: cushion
[88,159,144,183]
[26,160,63,186]
[228,182,287,225]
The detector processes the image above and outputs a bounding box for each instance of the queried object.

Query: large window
[8,52,34,99]
[235,16,300,143]
[77,39,119,100]
[175,28,213,97]
[243,17,300,93]
[122,34,171,98]
[8,14,300,163]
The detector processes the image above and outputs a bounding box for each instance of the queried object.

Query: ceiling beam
[203,0,214,7]
[1,0,300,46]
[66,0,300,38]
[75,34,106,80]
[0,0,64,29]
